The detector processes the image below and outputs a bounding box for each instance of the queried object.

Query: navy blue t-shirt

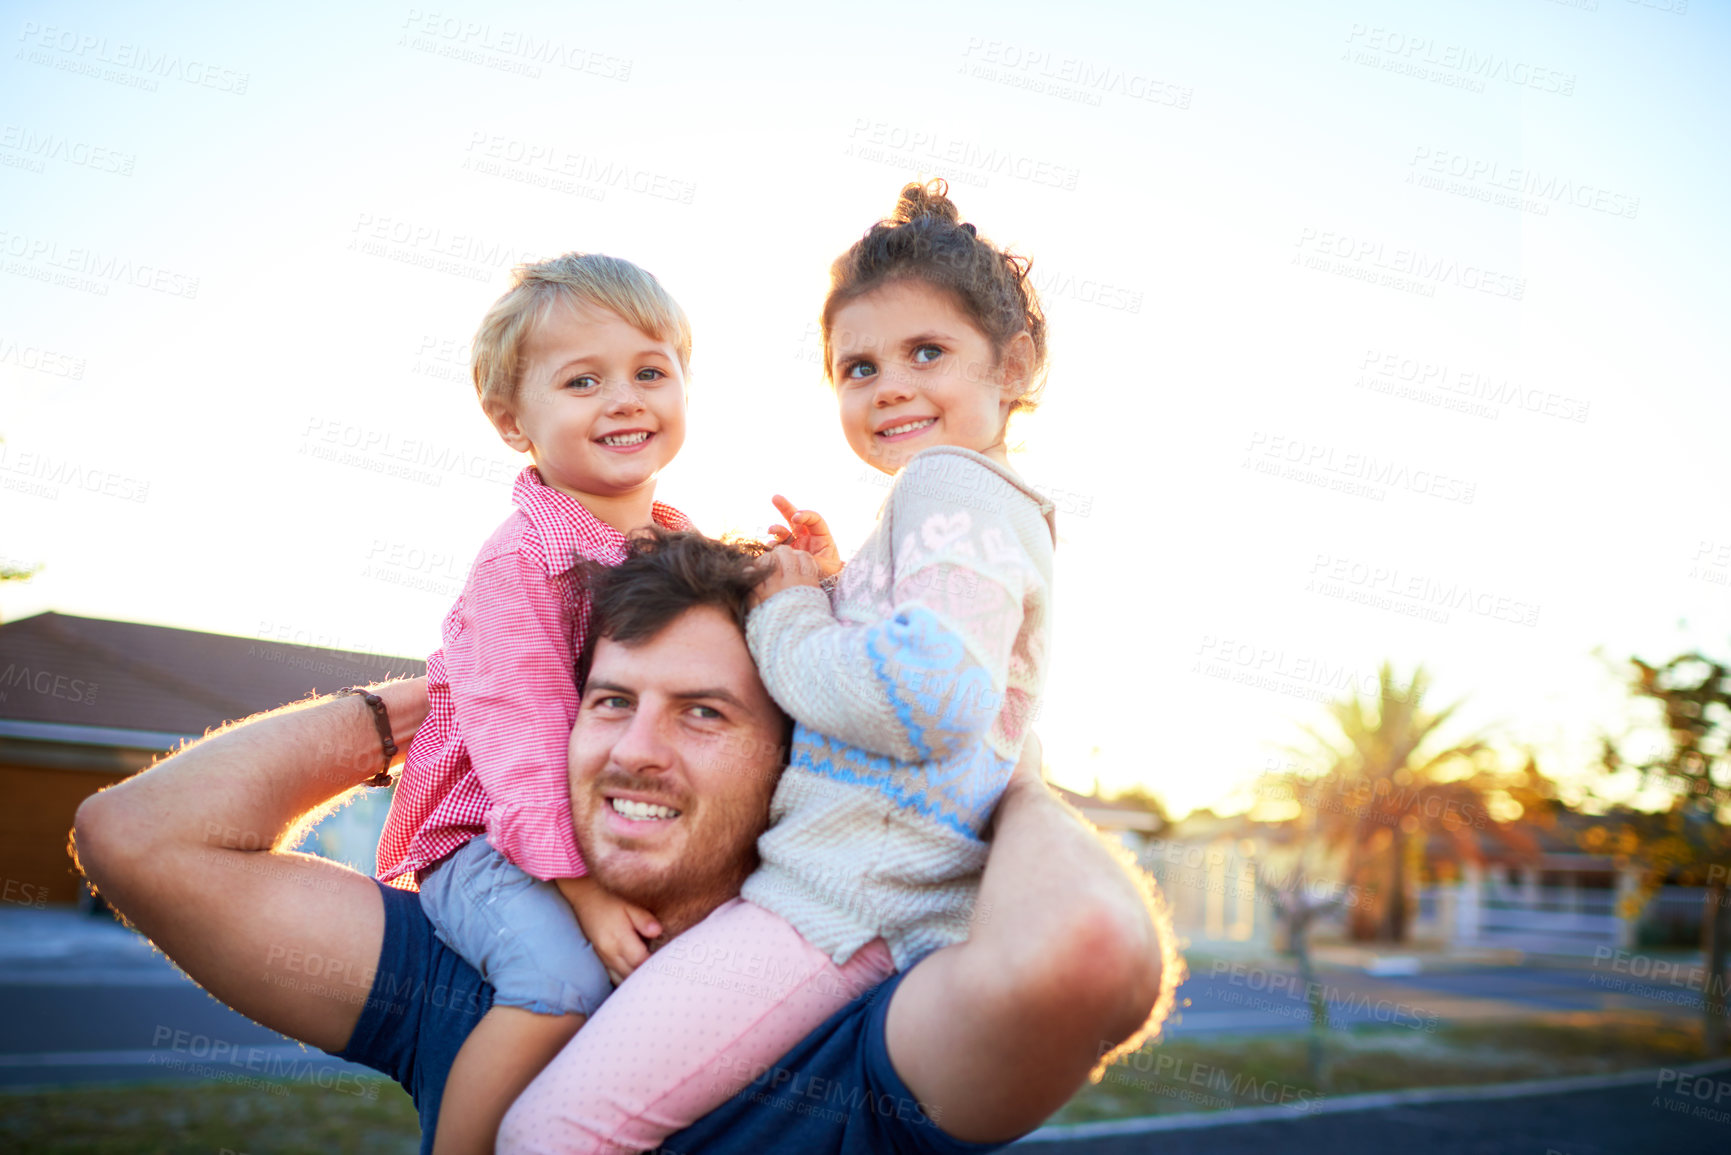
[337,882,1009,1154]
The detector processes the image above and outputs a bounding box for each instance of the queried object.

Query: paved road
[1166,956,1698,1036]
[1014,1077,1730,1154]
[0,909,1704,1087]
[0,908,372,1089]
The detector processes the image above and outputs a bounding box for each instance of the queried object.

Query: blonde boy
[374,254,694,1154]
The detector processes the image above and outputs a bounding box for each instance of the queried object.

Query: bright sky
[3,0,1726,818]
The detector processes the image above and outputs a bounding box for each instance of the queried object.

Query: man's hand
[749,544,824,608]
[766,495,843,578]
[556,876,661,986]
[1002,733,1045,800]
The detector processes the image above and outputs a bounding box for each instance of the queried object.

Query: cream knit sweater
[740,447,1056,968]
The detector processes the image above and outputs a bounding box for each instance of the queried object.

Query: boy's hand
[767,495,843,578]
[555,876,661,986]
[749,545,824,608]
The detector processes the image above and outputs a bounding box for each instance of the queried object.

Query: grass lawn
[0,1014,1707,1152]
[0,1078,419,1155]
[1052,1011,1708,1126]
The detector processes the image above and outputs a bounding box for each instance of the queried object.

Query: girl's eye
[566,375,599,391]
[912,345,944,364]
[842,360,877,382]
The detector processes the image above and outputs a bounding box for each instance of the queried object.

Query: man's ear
[999,330,1036,407]
[483,395,532,454]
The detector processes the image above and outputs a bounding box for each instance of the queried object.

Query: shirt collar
[511,466,695,573]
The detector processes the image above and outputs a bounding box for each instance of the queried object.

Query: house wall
[0,764,132,905]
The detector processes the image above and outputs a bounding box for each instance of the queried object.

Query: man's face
[568,605,786,919]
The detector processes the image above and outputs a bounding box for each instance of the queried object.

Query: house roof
[0,611,425,744]
[1165,800,1624,870]
[1053,786,1166,833]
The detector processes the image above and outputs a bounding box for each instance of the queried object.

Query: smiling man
[73,531,1173,1154]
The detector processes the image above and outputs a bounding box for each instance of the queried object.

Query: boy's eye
[912,345,943,364]
[636,367,666,383]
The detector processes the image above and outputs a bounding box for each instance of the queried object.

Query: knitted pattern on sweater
[741,447,1055,968]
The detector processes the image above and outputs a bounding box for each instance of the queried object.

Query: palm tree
[1280,662,1497,943]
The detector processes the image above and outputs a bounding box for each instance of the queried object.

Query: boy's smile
[488,300,687,529]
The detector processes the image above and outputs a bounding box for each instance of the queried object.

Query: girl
[500,180,1055,1153]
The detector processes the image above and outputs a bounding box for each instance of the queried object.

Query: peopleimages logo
[1342,24,1577,96]
[1294,228,1524,301]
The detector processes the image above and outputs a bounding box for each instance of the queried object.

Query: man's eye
[592,694,630,710]
[912,345,943,364]
[689,704,722,720]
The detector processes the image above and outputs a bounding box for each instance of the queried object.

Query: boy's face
[489,300,687,504]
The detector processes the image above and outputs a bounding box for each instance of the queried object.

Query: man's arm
[885,738,1180,1142]
[71,680,429,1053]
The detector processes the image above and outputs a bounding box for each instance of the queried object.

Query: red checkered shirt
[375,466,693,888]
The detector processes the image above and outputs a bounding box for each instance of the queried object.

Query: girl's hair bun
[891,179,961,226]
[823,177,1049,419]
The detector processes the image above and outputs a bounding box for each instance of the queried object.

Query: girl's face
[828,280,1029,475]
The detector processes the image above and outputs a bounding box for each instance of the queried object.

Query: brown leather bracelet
[339,687,398,787]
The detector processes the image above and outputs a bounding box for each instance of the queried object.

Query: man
[73,532,1174,1153]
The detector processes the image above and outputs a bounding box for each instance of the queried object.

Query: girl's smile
[828,280,1029,474]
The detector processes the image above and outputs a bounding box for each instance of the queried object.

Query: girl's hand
[767,494,843,578]
[555,876,662,986]
[750,544,824,608]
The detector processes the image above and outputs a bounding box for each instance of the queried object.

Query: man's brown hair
[573,528,773,691]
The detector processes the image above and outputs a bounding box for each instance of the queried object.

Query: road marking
[0,1045,327,1068]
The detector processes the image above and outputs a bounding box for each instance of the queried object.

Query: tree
[1277,662,1503,943]
[1257,864,1342,1089]
[1592,651,1731,1055]
[1,551,41,628]
[1106,783,1171,833]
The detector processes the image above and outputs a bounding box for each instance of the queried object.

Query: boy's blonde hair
[471,252,692,409]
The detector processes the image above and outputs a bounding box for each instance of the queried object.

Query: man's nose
[609,706,672,772]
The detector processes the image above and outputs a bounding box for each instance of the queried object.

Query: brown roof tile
[0,612,426,737]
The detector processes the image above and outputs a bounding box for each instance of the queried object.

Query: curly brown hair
[820,179,1048,419]
[571,527,774,691]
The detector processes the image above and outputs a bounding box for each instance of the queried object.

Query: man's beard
[574,769,765,932]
